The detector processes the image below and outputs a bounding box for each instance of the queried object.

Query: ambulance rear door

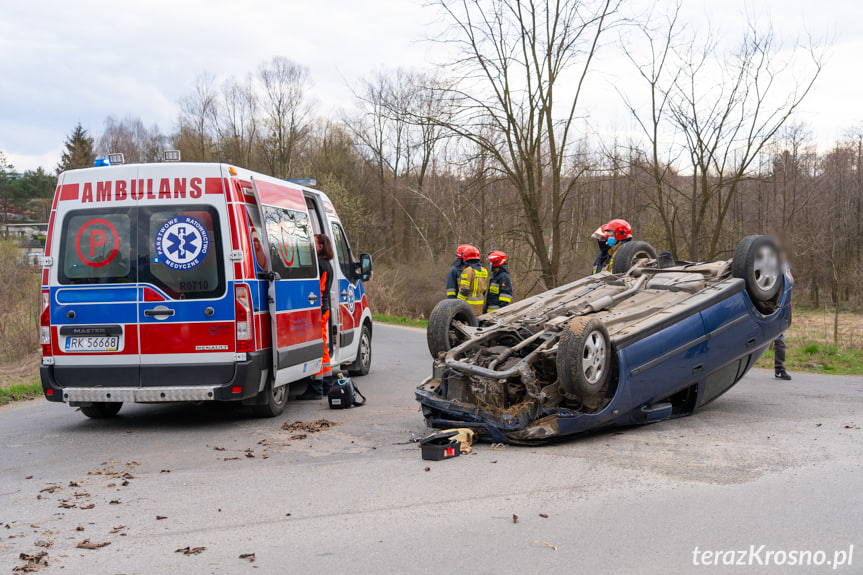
[51,165,142,389]
[249,177,324,385]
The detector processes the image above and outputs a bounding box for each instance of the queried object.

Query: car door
[250,177,324,385]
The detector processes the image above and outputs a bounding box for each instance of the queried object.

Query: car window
[262,205,317,280]
[141,205,225,299]
[245,206,268,271]
[330,221,353,279]
[59,209,133,284]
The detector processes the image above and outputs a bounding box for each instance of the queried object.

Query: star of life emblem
[155,216,210,271]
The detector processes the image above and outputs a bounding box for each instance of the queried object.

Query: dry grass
[785,306,863,351]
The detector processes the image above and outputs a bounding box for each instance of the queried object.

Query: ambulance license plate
[65,336,120,352]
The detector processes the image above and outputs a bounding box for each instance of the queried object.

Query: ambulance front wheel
[79,402,123,419]
[252,378,288,417]
[348,323,372,377]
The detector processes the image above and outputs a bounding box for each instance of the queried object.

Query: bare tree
[433,0,620,288]
[98,115,167,163]
[623,6,823,260]
[177,73,219,161]
[216,74,259,168]
[258,57,312,179]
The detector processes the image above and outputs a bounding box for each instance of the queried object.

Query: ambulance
[39,155,373,418]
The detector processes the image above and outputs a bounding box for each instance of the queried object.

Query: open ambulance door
[249,177,324,386]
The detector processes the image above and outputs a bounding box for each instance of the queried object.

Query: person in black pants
[774,334,791,380]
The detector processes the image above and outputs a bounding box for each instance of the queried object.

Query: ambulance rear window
[57,205,225,300]
[59,209,133,284]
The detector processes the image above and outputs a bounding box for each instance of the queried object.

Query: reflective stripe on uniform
[498,295,511,303]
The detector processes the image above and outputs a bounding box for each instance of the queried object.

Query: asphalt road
[1,324,862,574]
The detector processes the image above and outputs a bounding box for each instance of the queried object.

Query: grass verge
[372,314,428,329]
[0,381,43,406]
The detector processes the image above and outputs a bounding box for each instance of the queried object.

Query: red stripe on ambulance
[140,322,235,355]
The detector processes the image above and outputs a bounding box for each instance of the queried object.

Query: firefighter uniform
[484,266,513,312]
[457,261,489,315]
[446,258,464,298]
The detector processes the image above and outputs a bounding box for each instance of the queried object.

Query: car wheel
[427,299,478,358]
[79,402,122,419]
[252,378,288,417]
[348,323,372,376]
[611,241,658,274]
[732,235,782,302]
[557,316,611,402]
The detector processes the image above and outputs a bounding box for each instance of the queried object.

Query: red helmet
[462,245,480,261]
[456,244,470,259]
[605,219,632,241]
[591,224,609,241]
[487,250,507,267]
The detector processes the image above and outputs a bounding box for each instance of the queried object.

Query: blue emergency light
[94,158,110,167]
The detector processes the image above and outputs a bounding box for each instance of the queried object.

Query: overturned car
[416,236,791,443]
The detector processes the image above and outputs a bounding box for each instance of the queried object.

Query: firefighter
[591,223,610,274]
[457,245,488,315]
[484,250,513,312]
[603,218,633,272]
[298,234,335,400]
[447,244,470,299]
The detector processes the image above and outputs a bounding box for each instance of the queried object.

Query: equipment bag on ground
[328,374,366,409]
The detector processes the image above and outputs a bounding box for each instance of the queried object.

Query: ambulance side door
[250,178,324,385]
[329,220,361,365]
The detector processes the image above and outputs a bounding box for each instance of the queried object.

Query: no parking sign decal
[155,216,209,270]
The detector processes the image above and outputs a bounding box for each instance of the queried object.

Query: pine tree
[56,123,95,174]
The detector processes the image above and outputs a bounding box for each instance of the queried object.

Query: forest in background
[1,1,858,325]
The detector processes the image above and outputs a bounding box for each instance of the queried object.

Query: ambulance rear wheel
[348,323,372,377]
[79,402,123,419]
[252,378,287,417]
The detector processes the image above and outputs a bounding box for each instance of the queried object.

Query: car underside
[417,236,792,443]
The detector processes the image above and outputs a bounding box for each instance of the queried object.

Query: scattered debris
[289,434,307,441]
[75,525,84,531]
[239,553,256,562]
[79,504,95,510]
[77,539,110,550]
[161,469,171,473]
[244,449,255,458]
[109,525,126,534]
[539,513,549,519]
[25,475,33,480]
[14,550,48,572]
[531,540,558,551]
[156,516,168,520]
[213,446,226,451]
[68,481,80,487]
[424,467,430,472]
[285,513,292,517]
[223,457,240,461]
[39,485,59,494]
[34,540,52,548]
[175,546,206,555]
[512,514,519,524]
[109,500,121,505]
[281,419,338,433]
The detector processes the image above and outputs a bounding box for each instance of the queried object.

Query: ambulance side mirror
[358,253,373,282]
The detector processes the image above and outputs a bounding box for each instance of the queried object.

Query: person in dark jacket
[591,224,611,274]
[447,244,470,298]
[484,250,513,312]
[298,234,335,400]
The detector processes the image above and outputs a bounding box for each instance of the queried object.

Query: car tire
[427,299,478,358]
[252,378,288,417]
[79,402,122,419]
[611,241,658,274]
[732,235,782,302]
[348,322,372,376]
[557,316,611,402]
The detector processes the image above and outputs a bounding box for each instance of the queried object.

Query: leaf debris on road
[176,546,207,555]
[77,539,110,550]
[239,552,256,562]
[281,419,338,433]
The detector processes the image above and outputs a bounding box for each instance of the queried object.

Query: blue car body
[417,245,792,444]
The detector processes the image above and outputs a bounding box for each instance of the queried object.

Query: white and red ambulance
[39,157,373,418]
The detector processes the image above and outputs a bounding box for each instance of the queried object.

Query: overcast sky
[1,0,860,173]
